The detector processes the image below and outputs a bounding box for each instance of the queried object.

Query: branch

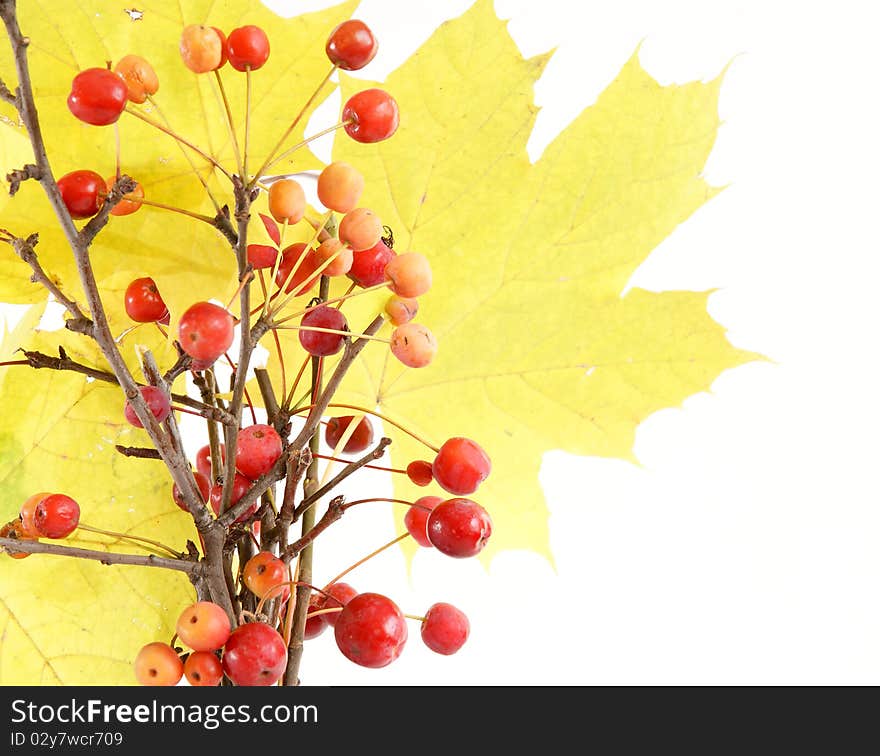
[1,232,92,331]
[211,205,238,247]
[6,162,40,195]
[114,444,161,460]
[18,349,234,423]
[291,437,392,521]
[0,537,202,575]
[0,75,16,105]
[78,174,136,246]
[216,447,293,528]
[281,495,345,563]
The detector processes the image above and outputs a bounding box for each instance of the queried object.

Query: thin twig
[0,537,201,574]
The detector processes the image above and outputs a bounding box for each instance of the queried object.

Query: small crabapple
[385,295,419,326]
[176,601,231,652]
[226,25,270,72]
[317,162,364,214]
[180,25,224,73]
[134,642,183,687]
[123,386,171,428]
[67,68,127,125]
[267,179,305,224]
[420,603,470,655]
[299,306,347,357]
[432,437,491,495]
[242,552,287,600]
[57,170,106,219]
[113,55,159,104]
[338,208,383,251]
[178,302,235,363]
[390,322,438,368]
[326,20,378,71]
[222,622,288,686]
[184,651,223,686]
[348,239,395,288]
[426,498,493,558]
[314,239,353,277]
[334,592,407,668]
[236,424,282,481]
[343,89,399,143]
[325,415,373,454]
[385,252,432,298]
[33,494,80,539]
[404,495,442,547]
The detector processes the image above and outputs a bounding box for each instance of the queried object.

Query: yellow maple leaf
[0,0,760,685]
[0,315,195,684]
[329,0,760,561]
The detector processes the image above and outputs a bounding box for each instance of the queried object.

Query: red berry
[247,244,278,270]
[172,472,211,511]
[242,552,287,600]
[222,622,288,686]
[184,651,223,686]
[124,385,171,428]
[33,494,80,539]
[321,582,358,628]
[209,473,254,521]
[420,603,470,655]
[334,592,407,668]
[299,305,347,357]
[236,424,282,480]
[19,492,51,538]
[226,26,270,72]
[212,27,229,69]
[304,595,328,640]
[326,20,378,71]
[196,443,225,480]
[134,642,183,686]
[178,302,235,363]
[325,415,373,454]
[343,89,399,143]
[56,170,106,219]
[404,495,442,548]
[67,68,127,125]
[124,277,169,324]
[406,460,434,487]
[348,239,395,288]
[432,437,491,495]
[426,498,492,558]
[176,601,231,652]
[275,243,320,296]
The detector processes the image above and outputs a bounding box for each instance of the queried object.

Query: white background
[5,0,880,684]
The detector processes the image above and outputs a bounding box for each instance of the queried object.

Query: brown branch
[0,1,234,621]
[6,162,40,195]
[0,536,202,575]
[18,349,233,423]
[211,205,238,247]
[1,232,92,331]
[114,444,161,460]
[78,174,136,246]
[0,75,16,104]
[281,495,345,563]
[162,347,192,384]
[292,437,392,521]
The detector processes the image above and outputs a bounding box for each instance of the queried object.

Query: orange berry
[338,208,382,251]
[134,642,183,686]
[105,175,144,216]
[384,295,419,326]
[315,239,353,277]
[180,25,223,74]
[317,161,364,213]
[267,179,305,224]
[384,252,432,298]
[113,54,159,104]
[391,322,438,368]
[19,492,51,538]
